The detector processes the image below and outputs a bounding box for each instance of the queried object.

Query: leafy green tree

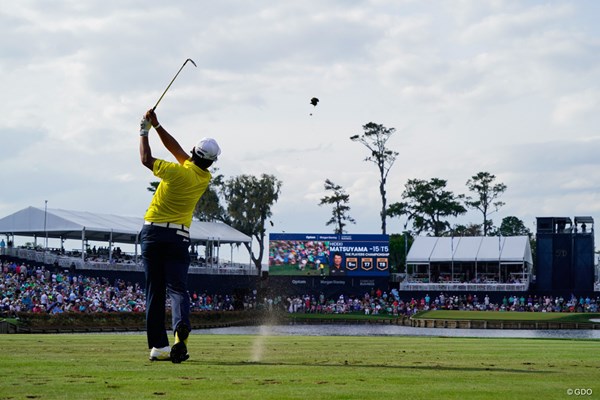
[194,173,226,222]
[530,237,537,268]
[189,172,282,271]
[491,215,536,269]
[492,216,531,237]
[318,179,356,234]
[387,178,467,236]
[451,223,482,237]
[389,232,413,273]
[350,122,398,235]
[221,174,282,272]
[147,181,159,194]
[464,172,507,236]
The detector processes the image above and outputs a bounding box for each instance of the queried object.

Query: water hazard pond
[194,324,600,340]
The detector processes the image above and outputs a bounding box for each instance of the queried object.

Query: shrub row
[12,310,266,332]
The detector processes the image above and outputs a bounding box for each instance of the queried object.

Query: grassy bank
[0,334,597,400]
[4,310,600,333]
[414,310,600,324]
[3,310,263,333]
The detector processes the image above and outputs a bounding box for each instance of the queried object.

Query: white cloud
[2,0,600,249]
[553,90,600,124]
[459,3,574,43]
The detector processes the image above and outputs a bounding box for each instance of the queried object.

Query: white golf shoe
[149,346,171,361]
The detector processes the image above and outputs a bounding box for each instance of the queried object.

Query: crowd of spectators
[1,260,145,316]
[2,260,599,319]
[277,290,600,316]
[0,260,258,317]
[84,245,138,264]
[269,240,329,271]
[28,245,137,265]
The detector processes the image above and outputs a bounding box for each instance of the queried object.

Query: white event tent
[0,206,251,268]
[403,235,533,291]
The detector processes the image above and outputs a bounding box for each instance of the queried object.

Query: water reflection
[194,324,600,339]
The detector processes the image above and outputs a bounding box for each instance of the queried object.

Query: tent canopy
[407,236,533,264]
[0,206,251,245]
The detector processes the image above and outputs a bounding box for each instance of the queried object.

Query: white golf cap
[193,137,221,161]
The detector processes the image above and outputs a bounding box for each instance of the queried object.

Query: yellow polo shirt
[144,159,211,227]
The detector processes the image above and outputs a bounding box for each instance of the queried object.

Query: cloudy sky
[2,1,600,254]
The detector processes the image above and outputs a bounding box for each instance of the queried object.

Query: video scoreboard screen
[268,233,389,276]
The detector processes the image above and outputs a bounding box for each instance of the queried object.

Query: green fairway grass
[415,310,600,324]
[268,263,328,276]
[0,334,597,400]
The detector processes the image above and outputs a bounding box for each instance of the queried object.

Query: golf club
[152,58,197,111]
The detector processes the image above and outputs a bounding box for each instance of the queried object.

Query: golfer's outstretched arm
[139,135,156,171]
[146,110,189,165]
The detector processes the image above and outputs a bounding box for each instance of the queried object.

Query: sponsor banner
[319,280,346,286]
[269,233,389,277]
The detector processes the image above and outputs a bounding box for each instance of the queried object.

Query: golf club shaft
[152,58,197,111]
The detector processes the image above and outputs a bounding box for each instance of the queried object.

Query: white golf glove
[140,116,152,137]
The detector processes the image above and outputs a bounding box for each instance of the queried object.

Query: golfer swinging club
[139,109,220,363]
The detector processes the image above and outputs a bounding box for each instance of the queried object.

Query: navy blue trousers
[140,224,191,349]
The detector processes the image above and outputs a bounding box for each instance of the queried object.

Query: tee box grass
[0,333,598,400]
